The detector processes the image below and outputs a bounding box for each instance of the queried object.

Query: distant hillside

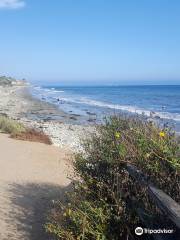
[0,76,28,86]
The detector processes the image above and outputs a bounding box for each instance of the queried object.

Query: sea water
[31,85,180,131]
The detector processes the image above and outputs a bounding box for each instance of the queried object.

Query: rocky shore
[0,85,95,152]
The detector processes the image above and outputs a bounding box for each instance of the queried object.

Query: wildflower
[115,132,121,139]
[146,153,151,158]
[68,209,72,216]
[159,131,165,138]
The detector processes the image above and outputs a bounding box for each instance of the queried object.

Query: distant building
[0,76,29,86]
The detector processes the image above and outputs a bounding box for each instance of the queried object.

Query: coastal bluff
[0,76,29,87]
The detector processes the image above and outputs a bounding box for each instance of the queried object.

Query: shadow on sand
[7,182,73,240]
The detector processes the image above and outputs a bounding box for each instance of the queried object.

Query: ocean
[31,85,180,130]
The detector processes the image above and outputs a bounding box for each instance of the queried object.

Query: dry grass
[0,115,52,145]
[0,116,25,135]
[11,129,52,145]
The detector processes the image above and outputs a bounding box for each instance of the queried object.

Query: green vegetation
[46,116,180,240]
[0,76,15,86]
[0,116,26,135]
[0,76,27,86]
[0,115,52,144]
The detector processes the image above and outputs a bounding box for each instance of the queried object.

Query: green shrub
[46,116,180,239]
[0,116,25,135]
[0,116,52,144]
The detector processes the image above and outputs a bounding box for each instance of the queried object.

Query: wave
[32,86,180,122]
[33,86,64,94]
[52,90,65,93]
[84,99,180,121]
[57,97,180,121]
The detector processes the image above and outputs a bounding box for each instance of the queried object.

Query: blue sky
[0,0,180,85]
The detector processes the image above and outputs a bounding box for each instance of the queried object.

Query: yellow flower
[68,209,72,216]
[146,153,151,158]
[159,131,165,138]
[115,132,121,139]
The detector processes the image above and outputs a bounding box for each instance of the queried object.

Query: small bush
[0,116,25,135]
[46,116,180,239]
[0,116,52,145]
[12,128,52,145]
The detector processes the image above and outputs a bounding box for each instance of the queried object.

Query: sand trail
[0,134,72,240]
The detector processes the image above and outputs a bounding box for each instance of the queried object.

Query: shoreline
[31,85,180,134]
[0,85,95,151]
[0,84,179,151]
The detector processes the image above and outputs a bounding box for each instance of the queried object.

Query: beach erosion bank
[0,84,95,152]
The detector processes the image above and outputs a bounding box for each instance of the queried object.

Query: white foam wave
[33,86,64,94]
[58,97,180,121]
[52,90,65,93]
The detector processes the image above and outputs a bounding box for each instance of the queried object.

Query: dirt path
[0,134,72,240]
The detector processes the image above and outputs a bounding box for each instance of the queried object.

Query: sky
[0,0,180,85]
